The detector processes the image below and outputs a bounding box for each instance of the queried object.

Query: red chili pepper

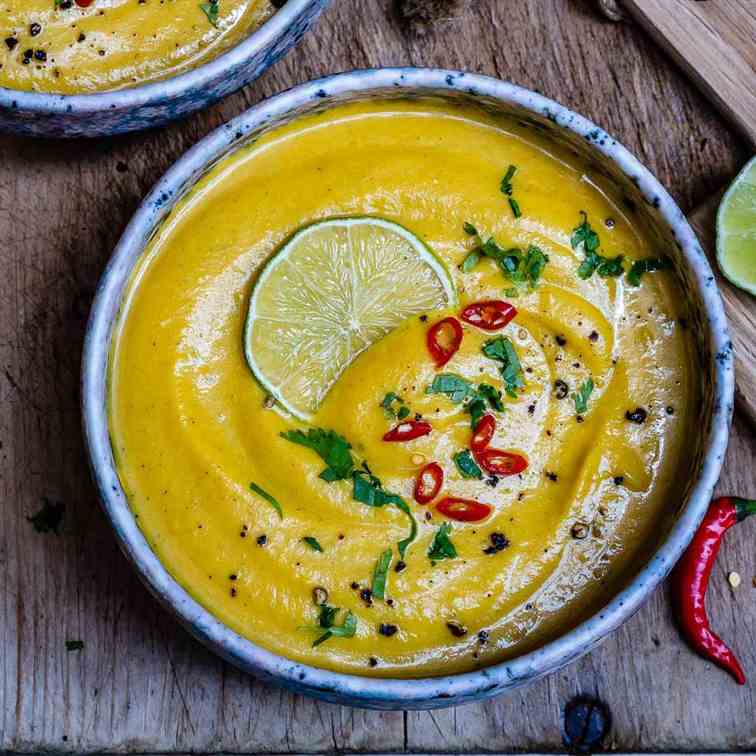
[474,448,528,476]
[460,300,517,331]
[471,414,495,452]
[382,419,432,442]
[436,497,492,523]
[426,317,463,368]
[413,462,443,504]
[75,0,94,6]
[672,496,755,685]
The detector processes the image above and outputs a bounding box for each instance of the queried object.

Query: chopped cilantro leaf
[428,522,457,562]
[627,257,671,286]
[454,450,483,479]
[249,482,283,518]
[572,377,594,415]
[199,0,219,26]
[477,383,504,411]
[426,373,477,403]
[381,391,411,420]
[371,548,393,600]
[572,211,624,279]
[571,210,601,252]
[465,396,487,429]
[303,536,323,552]
[27,498,64,534]
[461,249,482,272]
[482,336,525,397]
[352,467,417,558]
[313,606,357,647]
[280,428,354,481]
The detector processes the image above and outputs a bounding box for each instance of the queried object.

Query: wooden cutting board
[621,0,756,427]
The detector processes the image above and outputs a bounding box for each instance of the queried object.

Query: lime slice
[244,217,456,420]
[716,156,756,295]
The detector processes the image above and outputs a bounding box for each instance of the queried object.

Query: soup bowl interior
[0,0,328,138]
[82,68,734,709]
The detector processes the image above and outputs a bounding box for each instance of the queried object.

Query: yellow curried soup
[110,100,699,676]
[0,0,273,94]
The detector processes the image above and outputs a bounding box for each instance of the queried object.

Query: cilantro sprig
[460,224,548,293]
[571,211,624,279]
[302,536,323,552]
[627,257,671,286]
[454,449,483,479]
[249,482,283,519]
[199,0,219,26]
[572,377,594,415]
[371,548,393,600]
[280,428,354,481]
[482,337,525,398]
[312,604,357,647]
[426,374,504,428]
[500,164,522,218]
[281,428,417,558]
[428,523,457,562]
[380,391,410,420]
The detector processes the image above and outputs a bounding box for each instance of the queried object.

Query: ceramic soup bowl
[81,68,734,709]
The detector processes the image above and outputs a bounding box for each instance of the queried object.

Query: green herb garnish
[426,374,504,427]
[426,373,478,403]
[371,548,393,600]
[482,336,525,397]
[380,392,410,420]
[280,428,354,481]
[454,449,483,479]
[572,377,594,415]
[303,536,323,552]
[428,523,457,562]
[313,605,357,647]
[199,0,219,26]
[500,165,522,218]
[626,257,671,286]
[65,640,84,652]
[249,482,283,519]
[27,498,64,534]
[352,466,417,558]
[572,211,624,279]
[477,382,504,411]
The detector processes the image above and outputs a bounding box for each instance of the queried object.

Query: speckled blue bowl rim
[82,67,734,710]
[0,0,318,115]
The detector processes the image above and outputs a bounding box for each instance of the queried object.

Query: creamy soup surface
[0,0,273,93]
[109,100,699,676]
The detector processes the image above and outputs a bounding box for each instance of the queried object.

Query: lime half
[717,156,756,295]
[244,217,456,419]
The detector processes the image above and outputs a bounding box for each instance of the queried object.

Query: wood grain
[0,0,754,752]
[623,0,756,147]
[689,193,756,429]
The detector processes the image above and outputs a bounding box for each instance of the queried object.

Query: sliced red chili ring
[460,300,517,331]
[426,316,463,368]
[471,414,495,452]
[474,448,528,476]
[436,497,492,523]
[413,462,443,504]
[383,419,432,442]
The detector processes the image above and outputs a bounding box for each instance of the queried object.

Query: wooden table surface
[1,0,754,752]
